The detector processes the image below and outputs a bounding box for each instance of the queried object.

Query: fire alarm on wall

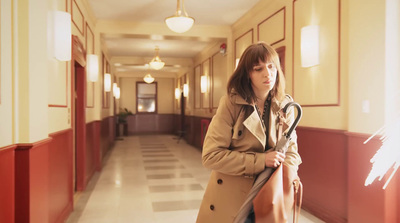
[220,43,226,55]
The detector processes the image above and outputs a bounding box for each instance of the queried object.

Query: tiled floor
[66,135,324,223]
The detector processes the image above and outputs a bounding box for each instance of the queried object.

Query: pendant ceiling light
[149,46,165,70]
[165,0,194,33]
[143,73,155,84]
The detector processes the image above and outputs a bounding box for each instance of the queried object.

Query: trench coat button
[217,179,223,184]
[238,130,242,136]
[210,205,215,211]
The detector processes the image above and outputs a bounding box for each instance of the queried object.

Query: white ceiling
[86,0,261,75]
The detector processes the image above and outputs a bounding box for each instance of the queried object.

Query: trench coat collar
[231,91,281,112]
[232,93,283,149]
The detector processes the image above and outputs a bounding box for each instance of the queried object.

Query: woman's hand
[264,151,285,168]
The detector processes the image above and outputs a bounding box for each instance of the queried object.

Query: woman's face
[249,59,277,94]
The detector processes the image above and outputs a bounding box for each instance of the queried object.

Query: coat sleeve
[282,96,302,170]
[202,95,266,177]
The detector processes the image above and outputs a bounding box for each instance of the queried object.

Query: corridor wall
[0,1,15,223]
[0,0,114,222]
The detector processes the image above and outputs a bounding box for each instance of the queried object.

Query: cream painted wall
[157,78,174,114]
[231,0,348,130]
[120,77,136,114]
[48,0,71,133]
[0,0,13,147]
[192,41,228,118]
[47,0,105,134]
[119,77,174,115]
[13,0,50,142]
[348,0,386,134]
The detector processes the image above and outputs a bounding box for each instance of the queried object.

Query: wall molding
[292,0,341,107]
[0,144,17,152]
[71,0,85,36]
[234,29,254,67]
[16,138,53,150]
[257,7,286,46]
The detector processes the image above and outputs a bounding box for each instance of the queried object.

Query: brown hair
[227,42,286,103]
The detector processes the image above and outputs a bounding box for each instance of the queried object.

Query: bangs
[243,43,277,72]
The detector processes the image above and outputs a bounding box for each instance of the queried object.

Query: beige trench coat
[196,93,302,223]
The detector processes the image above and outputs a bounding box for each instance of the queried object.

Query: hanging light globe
[143,74,155,84]
[149,46,165,70]
[165,0,194,33]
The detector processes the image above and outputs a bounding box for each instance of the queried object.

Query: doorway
[71,36,87,193]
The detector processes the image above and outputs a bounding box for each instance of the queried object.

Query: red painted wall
[15,138,51,223]
[296,127,348,222]
[295,127,399,223]
[93,121,102,171]
[0,145,16,223]
[347,132,398,223]
[126,114,175,134]
[101,116,114,160]
[49,129,73,223]
[85,121,97,186]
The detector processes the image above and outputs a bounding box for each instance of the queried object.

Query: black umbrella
[233,102,302,223]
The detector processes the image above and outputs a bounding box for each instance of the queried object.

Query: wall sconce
[115,87,120,99]
[175,88,181,99]
[86,54,99,82]
[113,83,118,97]
[104,73,111,92]
[301,25,320,67]
[183,84,189,97]
[200,75,208,93]
[53,11,71,61]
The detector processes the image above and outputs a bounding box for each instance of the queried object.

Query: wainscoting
[48,129,73,223]
[297,127,348,222]
[297,127,399,223]
[15,138,52,223]
[126,114,175,134]
[11,117,114,223]
[101,116,115,163]
[0,145,16,223]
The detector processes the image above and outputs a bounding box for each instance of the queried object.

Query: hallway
[66,135,323,223]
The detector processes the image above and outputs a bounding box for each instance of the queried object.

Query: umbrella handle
[283,102,302,138]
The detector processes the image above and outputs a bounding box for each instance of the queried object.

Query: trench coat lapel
[243,108,266,148]
[234,95,267,148]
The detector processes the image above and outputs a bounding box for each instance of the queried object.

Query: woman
[196,42,302,223]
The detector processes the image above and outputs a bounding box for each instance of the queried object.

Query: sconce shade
[115,87,120,99]
[165,0,194,33]
[183,84,189,97]
[143,74,155,84]
[104,73,111,92]
[301,25,320,67]
[53,11,71,61]
[175,88,181,99]
[86,54,99,82]
[149,46,165,70]
[113,83,118,97]
[201,76,207,93]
